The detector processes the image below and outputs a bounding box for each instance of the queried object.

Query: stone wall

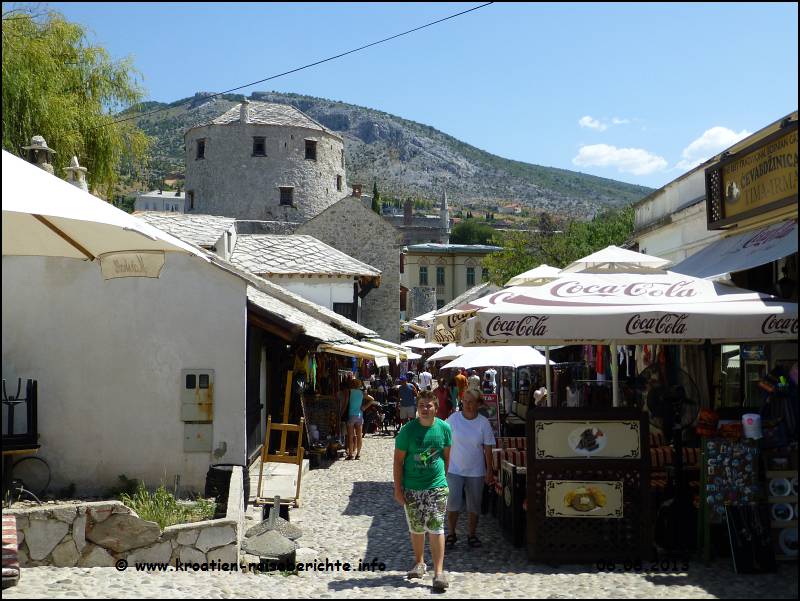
[297,197,402,342]
[185,123,345,223]
[408,286,436,319]
[8,468,246,569]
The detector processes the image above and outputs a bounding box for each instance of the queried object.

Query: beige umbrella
[2,151,206,277]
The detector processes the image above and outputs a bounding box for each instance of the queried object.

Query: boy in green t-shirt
[393,390,452,591]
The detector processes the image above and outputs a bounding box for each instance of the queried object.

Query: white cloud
[611,117,630,125]
[573,144,668,176]
[675,126,751,171]
[578,115,607,131]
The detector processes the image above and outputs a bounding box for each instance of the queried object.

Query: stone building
[297,187,403,342]
[135,189,187,213]
[383,190,451,245]
[401,242,502,310]
[184,100,346,222]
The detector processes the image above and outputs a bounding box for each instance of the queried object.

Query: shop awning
[318,342,390,362]
[672,219,797,280]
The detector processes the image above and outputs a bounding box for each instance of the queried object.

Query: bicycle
[2,455,50,507]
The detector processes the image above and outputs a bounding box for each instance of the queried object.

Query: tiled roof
[136,213,234,248]
[235,220,301,235]
[193,101,339,138]
[205,254,378,341]
[231,235,381,278]
[247,286,356,345]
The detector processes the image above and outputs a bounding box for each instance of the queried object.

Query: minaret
[64,156,88,192]
[440,188,450,243]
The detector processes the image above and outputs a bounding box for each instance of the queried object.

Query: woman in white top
[444,389,496,548]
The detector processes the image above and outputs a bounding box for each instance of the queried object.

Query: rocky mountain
[128,91,652,215]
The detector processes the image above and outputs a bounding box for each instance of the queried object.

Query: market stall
[431,246,797,563]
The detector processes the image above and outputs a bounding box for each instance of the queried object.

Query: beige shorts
[399,406,416,420]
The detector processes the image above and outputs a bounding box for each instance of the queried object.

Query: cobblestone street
[5,435,798,598]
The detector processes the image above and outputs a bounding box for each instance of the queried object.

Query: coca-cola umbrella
[456,271,797,405]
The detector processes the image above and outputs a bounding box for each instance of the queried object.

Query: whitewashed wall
[1,253,248,495]
[264,276,355,310]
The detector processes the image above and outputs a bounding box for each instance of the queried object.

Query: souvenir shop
[448,246,797,568]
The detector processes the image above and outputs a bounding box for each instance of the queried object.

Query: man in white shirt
[485,367,497,391]
[445,389,495,549]
[419,366,433,391]
[467,370,481,394]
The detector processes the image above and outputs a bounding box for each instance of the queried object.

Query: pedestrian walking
[345,379,373,460]
[397,375,418,425]
[393,390,453,591]
[454,368,468,406]
[445,389,495,549]
[435,378,453,420]
[419,365,433,391]
[468,369,481,394]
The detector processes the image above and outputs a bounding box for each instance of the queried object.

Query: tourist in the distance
[419,365,433,391]
[397,375,418,425]
[345,379,373,460]
[445,388,495,549]
[393,390,452,591]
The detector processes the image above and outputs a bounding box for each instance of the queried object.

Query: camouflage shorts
[403,487,449,534]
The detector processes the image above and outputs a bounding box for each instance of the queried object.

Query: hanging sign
[706,121,798,229]
[99,251,166,279]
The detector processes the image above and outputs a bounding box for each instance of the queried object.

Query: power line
[104,2,494,129]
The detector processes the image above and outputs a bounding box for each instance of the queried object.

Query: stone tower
[184,101,346,223]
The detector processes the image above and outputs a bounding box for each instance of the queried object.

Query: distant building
[184,100,346,222]
[401,243,502,309]
[135,189,187,213]
[383,190,451,245]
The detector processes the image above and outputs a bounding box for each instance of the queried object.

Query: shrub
[120,482,215,529]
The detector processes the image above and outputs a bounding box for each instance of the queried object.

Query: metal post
[611,342,619,407]
[545,346,552,407]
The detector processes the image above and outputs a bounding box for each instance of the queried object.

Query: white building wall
[1,253,247,495]
[264,277,355,310]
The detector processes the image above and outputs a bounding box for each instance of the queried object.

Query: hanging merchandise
[595,345,604,379]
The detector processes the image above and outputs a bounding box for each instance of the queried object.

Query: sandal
[345,454,354,460]
[467,535,482,548]
[445,534,457,548]
[355,454,361,460]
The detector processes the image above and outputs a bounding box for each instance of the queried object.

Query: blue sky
[48,2,798,189]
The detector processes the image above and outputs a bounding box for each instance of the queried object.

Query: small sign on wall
[534,420,641,459]
[99,251,166,279]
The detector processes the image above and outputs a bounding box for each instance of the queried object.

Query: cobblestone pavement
[5,435,797,598]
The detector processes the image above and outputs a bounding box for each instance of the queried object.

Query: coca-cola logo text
[761,314,799,335]
[551,280,698,299]
[445,310,475,328]
[486,315,549,338]
[625,313,688,336]
[743,220,796,249]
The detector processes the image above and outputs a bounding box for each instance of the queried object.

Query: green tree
[371,181,381,213]
[483,206,634,285]
[2,7,149,198]
[449,220,496,245]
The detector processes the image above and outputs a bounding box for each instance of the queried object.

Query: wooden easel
[254,370,305,507]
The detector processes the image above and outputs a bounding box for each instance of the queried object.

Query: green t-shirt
[395,418,452,491]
